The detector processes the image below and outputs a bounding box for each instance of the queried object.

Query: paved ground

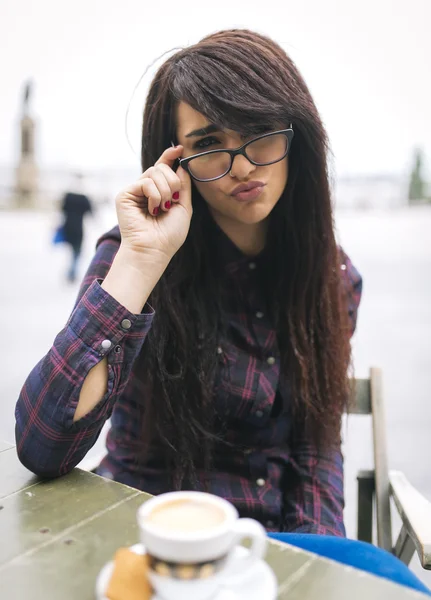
[1,204,431,585]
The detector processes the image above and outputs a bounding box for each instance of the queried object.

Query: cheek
[193,181,225,205]
[274,159,289,190]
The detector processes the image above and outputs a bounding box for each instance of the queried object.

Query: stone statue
[22,80,33,115]
[15,78,38,206]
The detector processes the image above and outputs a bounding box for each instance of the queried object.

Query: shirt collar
[211,219,267,277]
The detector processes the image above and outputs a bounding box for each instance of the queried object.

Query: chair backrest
[348,368,392,551]
[348,378,372,414]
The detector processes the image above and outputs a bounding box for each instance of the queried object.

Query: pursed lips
[231,181,266,196]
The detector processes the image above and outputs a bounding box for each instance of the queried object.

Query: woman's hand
[115,145,192,265]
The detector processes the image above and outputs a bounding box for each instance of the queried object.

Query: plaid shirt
[15,224,362,535]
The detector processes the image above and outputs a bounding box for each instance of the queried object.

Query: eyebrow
[185,124,220,138]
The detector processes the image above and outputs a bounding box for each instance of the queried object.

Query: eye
[193,136,221,151]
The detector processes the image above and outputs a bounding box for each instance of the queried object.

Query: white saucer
[95,543,277,600]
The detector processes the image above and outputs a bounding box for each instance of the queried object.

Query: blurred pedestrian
[60,173,93,282]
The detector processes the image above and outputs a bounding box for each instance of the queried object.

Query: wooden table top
[0,442,426,599]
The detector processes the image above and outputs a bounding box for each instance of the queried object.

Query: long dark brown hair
[137,29,351,488]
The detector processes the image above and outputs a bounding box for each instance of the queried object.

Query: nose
[229,154,256,180]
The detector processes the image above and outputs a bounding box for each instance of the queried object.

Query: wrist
[101,248,169,314]
[115,244,172,273]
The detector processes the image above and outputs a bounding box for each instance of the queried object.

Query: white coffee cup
[137,491,267,600]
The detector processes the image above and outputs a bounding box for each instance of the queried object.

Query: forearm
[74,248,167,421]
[15,275,154,478]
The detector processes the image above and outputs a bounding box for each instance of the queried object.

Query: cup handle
[224,518,267,585]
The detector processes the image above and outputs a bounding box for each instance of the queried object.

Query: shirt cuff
[68,279,154,364]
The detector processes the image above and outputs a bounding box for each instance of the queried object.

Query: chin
[234,203,275,225]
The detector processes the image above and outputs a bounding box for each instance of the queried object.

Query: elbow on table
[15,430,74,480]
[16,447,71,479]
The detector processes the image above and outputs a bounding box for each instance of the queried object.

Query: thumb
[176,166,192,213]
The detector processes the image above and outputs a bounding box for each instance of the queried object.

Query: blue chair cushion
[268,533,430,596]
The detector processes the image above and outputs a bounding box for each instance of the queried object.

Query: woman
[15,29,429,594]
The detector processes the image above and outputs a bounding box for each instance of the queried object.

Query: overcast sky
[1,0,430,177]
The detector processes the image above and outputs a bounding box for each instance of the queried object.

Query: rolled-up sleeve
[15,229,154,478]
[284,445,346,536]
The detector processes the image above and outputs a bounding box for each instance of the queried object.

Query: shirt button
[121,318,132,330]
[255,410,263,418]
[255,311,264,319]
[216,346,223,355]
[266,520,275,528]
[101,339,112,351]
[114,345,122,354]
[341,264,347,271]
[256,478,266,487]
[248,262,256,270]
[266,356,276,366]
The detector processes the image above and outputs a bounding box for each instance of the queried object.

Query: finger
[143,179,163,215]
[156,164,182,202]
[148,168,174,212]
[154,145,183,168]
[122,178,162,215]
[176,166,192,214]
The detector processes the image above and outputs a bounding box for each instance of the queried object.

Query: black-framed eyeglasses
[177,127,294,182]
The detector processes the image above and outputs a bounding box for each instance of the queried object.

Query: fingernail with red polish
[172,192,180,200]
[153,207,160,215]
[164,201,172,210]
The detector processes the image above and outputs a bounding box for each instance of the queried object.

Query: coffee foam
[147,499,226,533]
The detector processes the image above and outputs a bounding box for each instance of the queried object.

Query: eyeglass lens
[187,132,289,181]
